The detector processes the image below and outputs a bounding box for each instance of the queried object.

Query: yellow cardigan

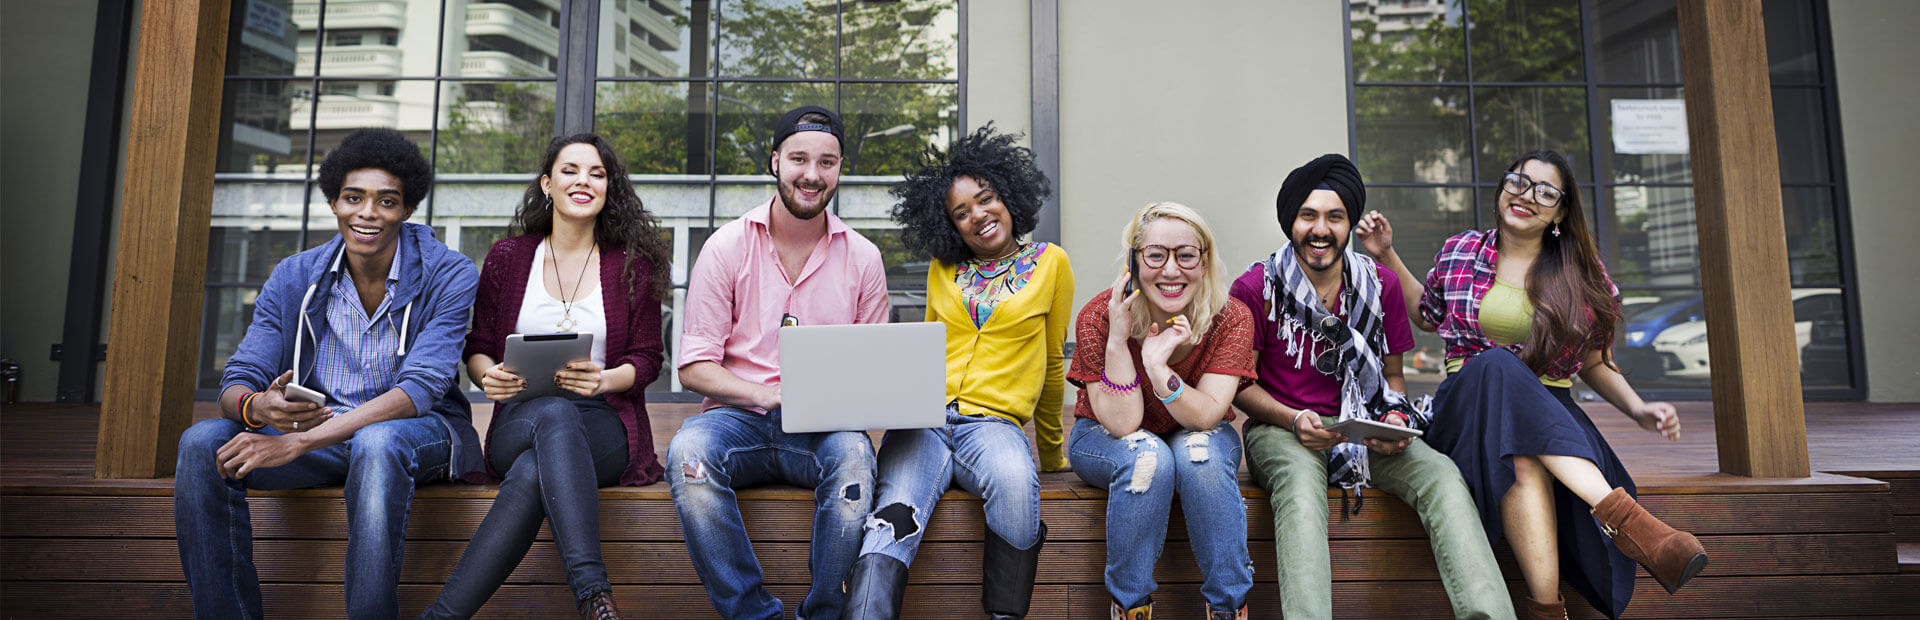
[925,244,1075,470]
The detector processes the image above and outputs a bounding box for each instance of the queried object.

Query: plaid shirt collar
[1419,229,1598,381]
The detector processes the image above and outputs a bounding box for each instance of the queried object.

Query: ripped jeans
[859,408,1043,565]
[666,407,875,620]
[1067,417,1251,611]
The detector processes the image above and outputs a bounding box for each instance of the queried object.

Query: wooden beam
[1677,0,1811,478]
[97,0,231,478]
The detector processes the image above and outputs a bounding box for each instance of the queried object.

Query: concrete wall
[1829,1,1920,402]
[1055,0,1350,311]
[1,1,100,403]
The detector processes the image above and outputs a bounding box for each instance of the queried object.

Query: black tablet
[501,332,595,403]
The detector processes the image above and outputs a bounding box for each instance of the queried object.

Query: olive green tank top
[1445,279,1572,387]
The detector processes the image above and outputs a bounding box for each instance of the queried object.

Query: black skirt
[1425,348,1637,619]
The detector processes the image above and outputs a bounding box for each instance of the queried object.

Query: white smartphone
[283,382,327,405]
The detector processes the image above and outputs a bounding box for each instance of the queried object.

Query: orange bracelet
[240,391,264,428]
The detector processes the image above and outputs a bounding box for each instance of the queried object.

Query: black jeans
[420,396,628,619]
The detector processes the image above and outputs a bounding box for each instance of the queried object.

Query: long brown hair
[511,133,672,303]
[1507,151,1621,374]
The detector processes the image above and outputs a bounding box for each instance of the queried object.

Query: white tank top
[516,240,608,367]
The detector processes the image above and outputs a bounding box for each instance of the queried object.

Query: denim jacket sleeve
[220,261,301,395]
[395,253,479,415]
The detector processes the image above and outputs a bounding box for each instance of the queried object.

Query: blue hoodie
[220,222,483,480]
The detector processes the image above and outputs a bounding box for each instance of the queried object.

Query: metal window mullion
[301,0,331,249]
[1580,0,1609,254]
[425,0,449,226]
[1462,0,1481,231]
[1344,0,1358,157]
[1810,0,1865,397]
[957,0,968,132]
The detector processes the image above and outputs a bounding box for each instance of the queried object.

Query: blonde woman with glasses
[1066,202,1257,620]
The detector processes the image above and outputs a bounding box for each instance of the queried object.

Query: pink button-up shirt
[678,199,891,412]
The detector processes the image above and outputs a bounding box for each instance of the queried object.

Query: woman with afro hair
[845,125,1074,620]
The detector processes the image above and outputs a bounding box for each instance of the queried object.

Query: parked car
[1649,288,1839,380]
[1615,295,1703,381]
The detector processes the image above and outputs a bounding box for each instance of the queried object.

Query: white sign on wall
[1611,99,1690,155]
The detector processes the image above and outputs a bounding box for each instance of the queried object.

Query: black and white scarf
[1258,244,1411,493]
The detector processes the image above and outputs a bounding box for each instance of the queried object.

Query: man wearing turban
[1229,154,1516,619]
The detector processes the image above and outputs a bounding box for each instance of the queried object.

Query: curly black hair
[317,128,433,211]
[511,133,673,303]
[888,124,1051,264]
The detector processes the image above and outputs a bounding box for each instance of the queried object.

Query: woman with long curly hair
[421,134,672,620]
[1361,151,1707,620]
[844,125,1072,620]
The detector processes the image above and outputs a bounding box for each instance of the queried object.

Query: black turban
[1276,153,1365,241]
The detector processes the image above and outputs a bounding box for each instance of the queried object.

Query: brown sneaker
[1591,487,1710,593]
[578,591,621,620]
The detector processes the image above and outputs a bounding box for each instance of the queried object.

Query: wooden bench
[4,470,1915,619]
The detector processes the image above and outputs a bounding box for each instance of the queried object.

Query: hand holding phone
[1125,250,1140,297]
[249,370,332,433]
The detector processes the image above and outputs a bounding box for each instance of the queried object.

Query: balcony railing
[466,3,561,57]
[459,50,553,78]
[291,0,407,30]
[296,46,405,76]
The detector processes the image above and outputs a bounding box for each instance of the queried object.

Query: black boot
[983,522,1046,620]
[845,553,909,620]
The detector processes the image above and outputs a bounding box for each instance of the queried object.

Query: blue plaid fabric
[314,245,404,413]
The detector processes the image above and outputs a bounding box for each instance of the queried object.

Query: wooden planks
[96,0,232,478]
[1675,0,1811,477]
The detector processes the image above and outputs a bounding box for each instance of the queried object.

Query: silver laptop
[777,322,947,433]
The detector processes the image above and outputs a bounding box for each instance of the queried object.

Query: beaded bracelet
[1098,371,1139,394]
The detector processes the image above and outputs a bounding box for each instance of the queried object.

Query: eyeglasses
[1136,244,1204,270]
[1501,172,1564,209]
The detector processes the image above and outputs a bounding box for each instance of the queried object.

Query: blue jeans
[421,397,628,619]
[666,407,876,620]
[174,416,452,620]
[859,408,1042,564]
[1068,417,1251,611]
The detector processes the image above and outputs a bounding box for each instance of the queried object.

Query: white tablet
[501,333,595,403]
[1324,417,1424,444]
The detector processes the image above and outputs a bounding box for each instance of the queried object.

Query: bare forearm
[1378,251,1435,332]
[1234,385,1304,430]
[1149,370,1235,431]
[296,388,418,452]
[679,361,774,410]
[1089,339,1145,435]
[1579,351,1645,419]
[219,384,249,424]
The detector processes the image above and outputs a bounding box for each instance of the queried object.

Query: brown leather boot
[1109,598,1152,620]
[1524,596,1567,620]
[1591,487,1709,593]
[577,590,621,620]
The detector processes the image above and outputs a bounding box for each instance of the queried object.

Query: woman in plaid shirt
[1360,151,1707,620]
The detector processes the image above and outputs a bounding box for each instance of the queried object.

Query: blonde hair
[1120,202,1229,346]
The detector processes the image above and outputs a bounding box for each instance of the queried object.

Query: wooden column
[97,0,231,478]
[1677,0,1811,478]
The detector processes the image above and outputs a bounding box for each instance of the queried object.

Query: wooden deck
[3,400,1917,618]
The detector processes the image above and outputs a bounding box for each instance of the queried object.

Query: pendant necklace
[548,237,595,332]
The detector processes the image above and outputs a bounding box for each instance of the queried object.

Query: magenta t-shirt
[1228,261,1416,417]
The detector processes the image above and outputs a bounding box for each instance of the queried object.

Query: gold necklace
[547,237,595,332]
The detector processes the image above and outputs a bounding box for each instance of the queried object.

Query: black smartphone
[1124,250,1139,297]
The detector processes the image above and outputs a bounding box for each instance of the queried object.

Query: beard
[776,174,835,221]
[1293,234,1349,273]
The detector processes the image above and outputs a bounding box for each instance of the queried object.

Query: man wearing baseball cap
[667,105,891,619]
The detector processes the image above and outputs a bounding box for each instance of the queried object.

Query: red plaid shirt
[1417,229,1618,381]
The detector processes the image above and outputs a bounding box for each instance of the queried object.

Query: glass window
[1352,0,1859,393]
[1354,86,1473,184]
[1467,0,1585,83]
[202,0,957,395]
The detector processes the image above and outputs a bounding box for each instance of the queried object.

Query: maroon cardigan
[462,235,666,486]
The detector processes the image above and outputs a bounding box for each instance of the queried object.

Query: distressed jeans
[1067,417,1252,611]
[666,407,875,620]
[174,416,452,620]
[859,408,1043,565]
[1244,419,1515,620]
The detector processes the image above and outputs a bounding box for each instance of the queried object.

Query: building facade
[3,0,1915,404]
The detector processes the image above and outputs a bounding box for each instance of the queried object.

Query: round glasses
[1136,244,1204,269]
[1501,172,1564,209]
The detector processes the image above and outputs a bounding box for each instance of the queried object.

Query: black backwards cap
[1276,153,1366,241]
[769,105,845,173]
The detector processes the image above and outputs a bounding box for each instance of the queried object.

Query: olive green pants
[1244,419,1515,620]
